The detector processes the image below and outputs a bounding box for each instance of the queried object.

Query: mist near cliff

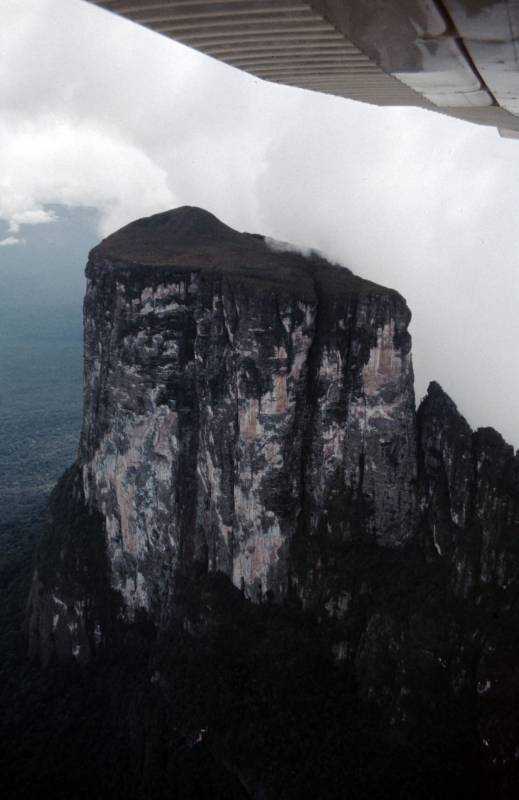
[2,0,519,446]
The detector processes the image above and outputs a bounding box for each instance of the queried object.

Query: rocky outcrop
[418,380,519,594]
[28,208,519,664]
[28,206,419,662]
[25,207,519,793]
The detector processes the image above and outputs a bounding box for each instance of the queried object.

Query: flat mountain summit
[92,205,397,301]
[95,206,254,262]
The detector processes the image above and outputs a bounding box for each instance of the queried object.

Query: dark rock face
[418,380,519,596]
[26,208,519,794]
[29,207,417,661]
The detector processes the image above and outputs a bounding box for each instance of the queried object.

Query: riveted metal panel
[86,0,519,132]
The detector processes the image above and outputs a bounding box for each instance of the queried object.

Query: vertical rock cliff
[25,207,519,795]
[28,207,417,662]
[418,381,519,594]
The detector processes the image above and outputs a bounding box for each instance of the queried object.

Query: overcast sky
[2,0,519,447]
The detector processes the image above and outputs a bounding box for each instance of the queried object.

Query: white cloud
[2,0,519,446]
[265,236,321,260]
[0,236,25,247]
[0,0,298,237]
[8,208,57,232]
[0,116,175,238]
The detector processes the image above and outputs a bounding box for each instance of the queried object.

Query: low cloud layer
[0,236,24,247]
[2,0,519,446]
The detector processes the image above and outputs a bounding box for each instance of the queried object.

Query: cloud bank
[2,0,519,445]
